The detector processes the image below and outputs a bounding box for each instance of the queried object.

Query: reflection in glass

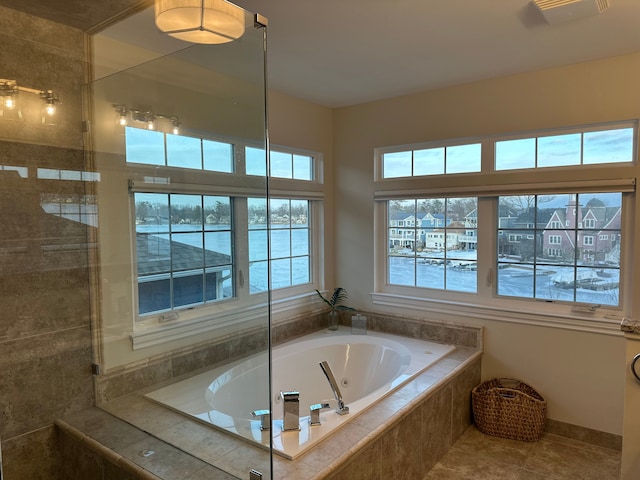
[125,127,165,165]
[246,146,266,176]
[134,193,234,315]
[270,151,292,178]
[203,196,231,229]
[90,8,270,478]
[203,139,233,173]
[167,134,202,170]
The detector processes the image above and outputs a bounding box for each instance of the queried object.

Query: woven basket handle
[497,378,522,389]
[494,388,523,400]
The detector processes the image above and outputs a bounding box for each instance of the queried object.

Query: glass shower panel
[87,6,270,479]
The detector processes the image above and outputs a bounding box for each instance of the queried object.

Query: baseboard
[545,418,622,451]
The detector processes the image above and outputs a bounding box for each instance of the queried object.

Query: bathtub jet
[319,361,349,415]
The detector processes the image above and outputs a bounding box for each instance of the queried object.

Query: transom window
[382,142,481,178]
[125,127,234,173]
[246,146,314,180]
[495,127,633,171]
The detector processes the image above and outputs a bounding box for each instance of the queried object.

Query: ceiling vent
[533,0,610,25]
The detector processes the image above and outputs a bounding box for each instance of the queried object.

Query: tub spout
[319,361,349,415]
[281,391,301,431]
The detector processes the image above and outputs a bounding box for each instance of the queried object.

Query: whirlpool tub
[145,327,455,459]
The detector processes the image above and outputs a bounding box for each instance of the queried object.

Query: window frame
[373,120,637,331]
[115,128,324,348]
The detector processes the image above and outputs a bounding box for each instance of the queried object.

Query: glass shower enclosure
[86,5,272,478]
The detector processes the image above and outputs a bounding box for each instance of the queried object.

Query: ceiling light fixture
[154,0,246,44]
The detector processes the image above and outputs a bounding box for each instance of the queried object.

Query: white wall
[330,52,640,435]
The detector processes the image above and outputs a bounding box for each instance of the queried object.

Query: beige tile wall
[325,356,482,480]
[0,5,94,479]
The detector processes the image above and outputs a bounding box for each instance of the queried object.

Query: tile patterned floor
[424,426,621,480]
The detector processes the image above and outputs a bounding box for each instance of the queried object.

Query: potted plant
[315,287,355,331]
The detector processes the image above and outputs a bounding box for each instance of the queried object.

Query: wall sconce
[0,78,60,123]
[154,0,246,44]
[113,104,181,135]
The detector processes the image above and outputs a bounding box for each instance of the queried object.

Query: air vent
[533,0,610,25]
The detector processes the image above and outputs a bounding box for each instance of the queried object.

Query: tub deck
[58,342,481,479]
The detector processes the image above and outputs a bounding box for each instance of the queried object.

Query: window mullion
[476,197,495,298]
[234,197,250,299]
[481,138,495,173]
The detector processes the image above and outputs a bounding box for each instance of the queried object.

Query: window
[122,127,323,333]
[497,193,621,305]
[549,235,561,245]
[247,146,314,180]
[134,193,233,316]
[494,127,633,170]
[382,142,481,178]
[388,198,477,292]
[375,121,635,319]
[248,198,311,292]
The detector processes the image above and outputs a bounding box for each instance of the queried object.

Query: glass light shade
[155,0,246,44]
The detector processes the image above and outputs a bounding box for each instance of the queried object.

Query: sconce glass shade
[155,0,246,44]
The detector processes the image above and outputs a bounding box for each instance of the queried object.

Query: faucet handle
[251,409,271,431]
[309,402,331,426]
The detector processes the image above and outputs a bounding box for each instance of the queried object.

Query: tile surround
[67,327,482,480]
[0,6,94,479]
[94,311,480,404]
[2,425,61,480]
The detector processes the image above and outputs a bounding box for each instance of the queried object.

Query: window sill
[131,299,268,350]
[131,291,321,350]
[371,292,624,336]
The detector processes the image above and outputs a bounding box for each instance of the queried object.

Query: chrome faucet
[309,402,330,425]
[281,391,301,431]
[250,409,271,431]
[319,361,349,415]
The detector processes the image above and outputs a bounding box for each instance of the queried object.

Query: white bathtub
[145,327,455,459]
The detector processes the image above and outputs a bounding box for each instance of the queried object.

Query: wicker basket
[472,378,547,442]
